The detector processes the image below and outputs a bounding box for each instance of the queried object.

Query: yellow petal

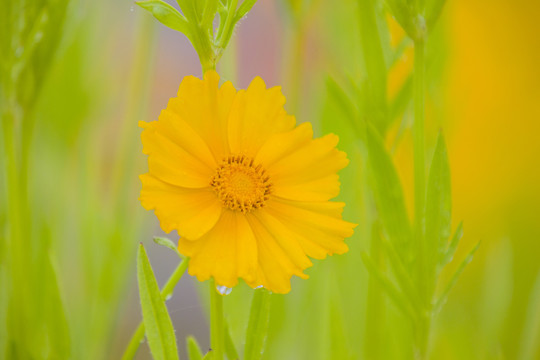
[253,210,313,270]
[139,174,221,239]
[179,211,258,287]
[245,214,310,294]
[228,77,295,158]
[140,120,214,188]
[167,71,236,161]
[265,198,356,259]
[255,122,313,168]
[268,133,349,202]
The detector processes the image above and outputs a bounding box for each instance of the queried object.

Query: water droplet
[216,285,232,296]
[130,6,134,12]
[165,294,172,301]
[255,285,264,289]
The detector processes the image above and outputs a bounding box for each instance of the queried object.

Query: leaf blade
[366,124,412,251]
[137,244,179,360]
[187,336,204,360]
[244,288,271,360]
[137,0,190,36]
[426,132,452,269]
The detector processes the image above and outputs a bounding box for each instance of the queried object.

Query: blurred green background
[1,0,539,359]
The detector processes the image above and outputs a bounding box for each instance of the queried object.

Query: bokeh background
[2,0,539,358]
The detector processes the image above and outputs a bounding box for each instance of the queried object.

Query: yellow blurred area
[448,0,540,228]
[447,0,540,352]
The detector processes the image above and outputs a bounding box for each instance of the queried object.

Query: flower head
[140,71,355,293]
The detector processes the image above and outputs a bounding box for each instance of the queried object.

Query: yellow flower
[139,71,355,294]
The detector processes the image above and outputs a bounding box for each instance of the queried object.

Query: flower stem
[210,279,225,360]
[121,257,190,360]
[413,38,425,249]
[413,37,430,359]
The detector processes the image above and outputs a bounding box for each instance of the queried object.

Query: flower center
[210,155,272,213]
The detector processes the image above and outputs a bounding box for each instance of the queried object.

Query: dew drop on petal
[255,285,264,289]
[216,285,232,296]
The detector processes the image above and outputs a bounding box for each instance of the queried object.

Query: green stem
[121,257,190,360]
[413,39,425,249]
[1,106,28,355]
[216,0,239,52]
[413,38,430,359]
[210,279,225,360]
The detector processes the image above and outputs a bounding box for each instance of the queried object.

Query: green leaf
[389,76,412,122]
[381,236,422,312]
[518,270,540,360]
[244,288,271,360]
[233,0,258,23]
[434,241,480,314]
[441,221,463,267]
[42,252,71,359]
[357,0,388,133]
[137,0,190,36]
[187,336,204,360]
[326,77,362,137]
[224,321,240,360]
[425,132,452,268]
[201,0,219,26]
[153,236,183,258]
[426,0,447,31]
[137,244,179,360]
[361,252,416,321]
[202,350,214,359]
[366,124,412,251]
[176,0,199,22]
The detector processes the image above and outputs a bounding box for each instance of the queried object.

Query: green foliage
[187,336,205,360]
[366,124,412,250]
[137,244,180,360]
[154,236,184,258]
[244,289,271,360]
[136,0,259,72]
[225,322,240,360]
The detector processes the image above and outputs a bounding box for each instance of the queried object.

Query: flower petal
[139,174,221,239]
[178,211,258,287]
[245,214,310,294]
[228,77,296,158]
[140,120,214,188]
[255,122,313,168]
[268,133,349,202]
[167,71,237,161]
[264,198,356,259]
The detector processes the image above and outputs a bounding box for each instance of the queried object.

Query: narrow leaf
[357,0,388,132]
[137,244,179,360]
[234,0,258,23]
[244,288,271,360]
[518,270,540,360]
[366,124,412,250]
[361,252,416,321]
[426,132,452,268]
[224,321,239,360]
[381,236,422,312]
[187,336,204,360]
[441,221,463,267]
[426,0,447,31]
[201,0,219,26]
[434,241,480,314]
[153,236,183,258]
[137,0,190,36]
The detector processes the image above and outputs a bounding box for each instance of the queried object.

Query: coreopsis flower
[140,71,355,294]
